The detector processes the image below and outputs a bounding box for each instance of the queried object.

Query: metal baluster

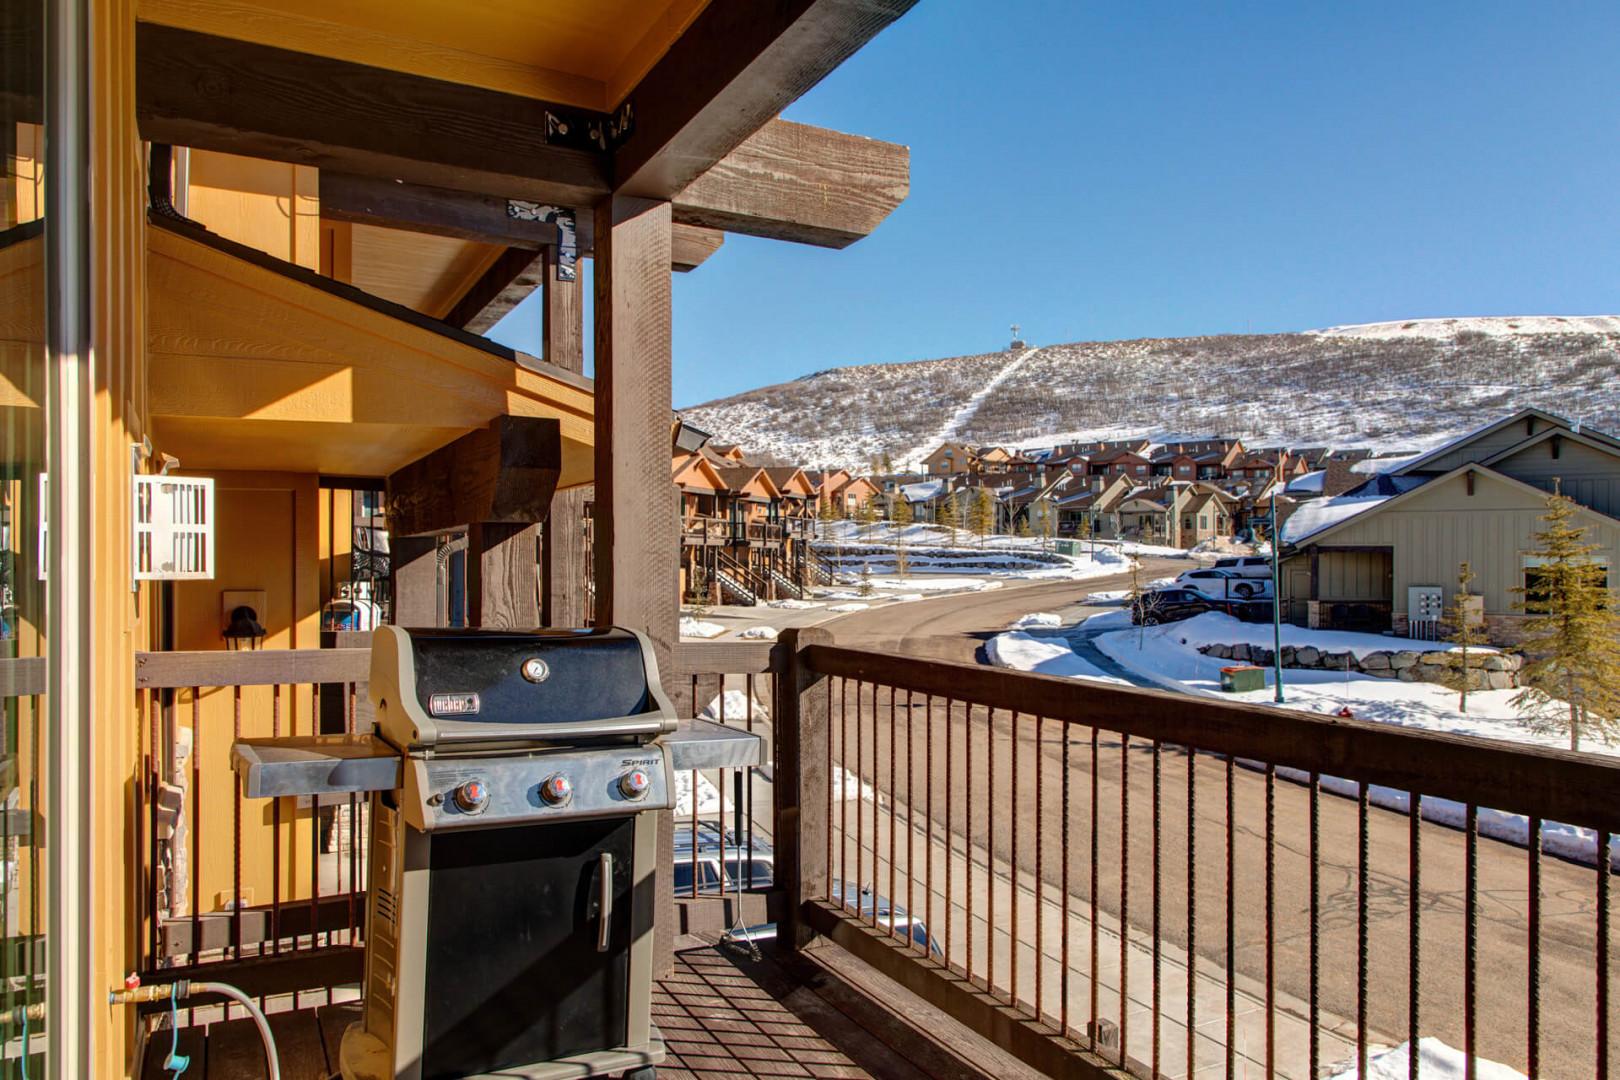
[1465,803,1477,1080]
[1310,772,1321,1080]
[988,706,997,987]
[1061,720,1071,1039]
[1009,709,1017,1000]
[924,693,935,956]
[1265,764,1276,1080]
[233,684,243,960]
[906,690,915,954]
[1153,739,1163,1078]
[1529,815,1542,1079]
[1187,747,1198,1080]
[191,687,201,970]
[1225,753,1235,1080]
[1599,830,1611,1080]
[1114,731,1127,1067]
[1410,791,1421,1080]
[889,686,898,941]
[1090,724,1099,1048]
[841,679,850,911]
[966,698,974,980]
[746,674,757,888]
[1358,784,1370,1078]
[717,685,726,903]
[1035,715,1045,1020]
[946,697,954,961]
[870,681,880,930]
[856,680,865,915]
[311,684,320,948]
[272,685,282,954]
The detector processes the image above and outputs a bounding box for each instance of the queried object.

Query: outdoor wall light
[222,604,266,650]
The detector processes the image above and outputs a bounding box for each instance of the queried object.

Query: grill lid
[370,626,676,750]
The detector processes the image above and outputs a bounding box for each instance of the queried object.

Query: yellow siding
[183,150,321,270]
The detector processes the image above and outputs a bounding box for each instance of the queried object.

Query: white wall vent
[133,475,215,580]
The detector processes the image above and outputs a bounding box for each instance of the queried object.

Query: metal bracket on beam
[508,203,578,281]
[544,99,633,153]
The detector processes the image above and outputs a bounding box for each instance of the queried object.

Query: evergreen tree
[854,496,878,541]
[816,489,836,539]
[858,561,874,597]
[1442,561,1489,714]
[967,488,994,547]
[881,451,894,474]
[1510,490,1620,750]
[892,495,913,576]
[942,491,961,544]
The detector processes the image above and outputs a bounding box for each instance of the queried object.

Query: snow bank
[1006,612,1063,629]
[987,631,1128,684]
[1326,1038,1525,1080]
[699,690,769,723]
[1162,611,1487,661]
[736,626,778,641]
[766,598,822,609]
[1082,589,1129,605]
[674,771,722,817]
[831,763,876,804]
[828,602,870,612]
[680,616,726,639]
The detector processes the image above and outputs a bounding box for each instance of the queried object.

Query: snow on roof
[1280,493,1391,545]
[1285,470,1326,494]
[899,480,946,502]
[1351,453,1423,474]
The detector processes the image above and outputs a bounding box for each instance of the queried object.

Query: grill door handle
[597,852,613,952]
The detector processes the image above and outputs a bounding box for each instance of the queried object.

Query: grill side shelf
[231,734,403,798]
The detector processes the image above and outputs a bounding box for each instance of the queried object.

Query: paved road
[820,567,1614,1078]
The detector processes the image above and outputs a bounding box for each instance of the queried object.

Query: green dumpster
[1219,665,1267,693]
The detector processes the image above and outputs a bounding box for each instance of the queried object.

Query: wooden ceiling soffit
[135,22,610,207]
[612,0,918,199]
[673,118,908,248]
[387,416,562,537]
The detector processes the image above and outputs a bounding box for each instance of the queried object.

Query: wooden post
[593,195,679,976]
[390,536,439,626]
[466,522,539,628]
[540,246,592,627]
[772,626,832,954]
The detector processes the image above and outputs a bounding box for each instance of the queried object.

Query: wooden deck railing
[773,631,1620,1080]
[134,647,372,1003]
[127,634,1620,1078]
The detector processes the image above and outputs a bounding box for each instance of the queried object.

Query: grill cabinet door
[420,818,634,1077]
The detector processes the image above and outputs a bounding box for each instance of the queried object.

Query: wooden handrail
[669,640,782,678]
[0,657,46,698]
[802,642,1620,834]
[135,648,371,689]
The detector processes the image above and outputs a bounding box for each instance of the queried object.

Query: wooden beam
[541,248,590,628]
[671,223,725,272]
[675,119,908,248]
[318,173,561,249]
[466,522,540,628]
[613,0,917,199]
[441,246,544,334]
[136,23,609,207]
[386,416,561,536]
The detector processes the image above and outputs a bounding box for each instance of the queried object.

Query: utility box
[1220,665,1267,693]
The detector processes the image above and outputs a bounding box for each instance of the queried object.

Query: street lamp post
[1269,491,1285,703]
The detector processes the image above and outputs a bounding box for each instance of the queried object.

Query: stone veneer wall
[1199,642,1522,690]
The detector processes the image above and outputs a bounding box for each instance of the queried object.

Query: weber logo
[429,692,480,717]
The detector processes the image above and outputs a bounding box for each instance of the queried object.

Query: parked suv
[1131,588,1220,625]
[1213,555,1273,579]
[673,823,775,894]
[1176,566,1266,598]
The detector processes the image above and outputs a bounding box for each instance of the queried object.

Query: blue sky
[491,1,1620,407]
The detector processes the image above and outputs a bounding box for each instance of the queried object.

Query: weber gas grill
[232,626,761,1080]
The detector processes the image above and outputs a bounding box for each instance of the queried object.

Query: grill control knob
[539,773,573,806]
[618,769,652,800]
[453,780,489,814]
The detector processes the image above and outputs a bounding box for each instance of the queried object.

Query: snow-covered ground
[679,616,726,639]
[895,346,1043,470]
[1307,314,1620,340]
[1327,1038,1525,1080]
[988,611,1617,868]
[1006,611,1063,629]
[817,520,1137,581]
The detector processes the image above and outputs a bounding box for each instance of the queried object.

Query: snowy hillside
[680,318,1620,470]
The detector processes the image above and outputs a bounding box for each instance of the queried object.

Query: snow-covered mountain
[680,318,1620,471]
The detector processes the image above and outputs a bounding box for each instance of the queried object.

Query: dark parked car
[1130,587,1220,625]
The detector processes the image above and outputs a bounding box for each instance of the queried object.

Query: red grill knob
[618,769,651,800]
[540,773,573,806]
[453,780,489,814]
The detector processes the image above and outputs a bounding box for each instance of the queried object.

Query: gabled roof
[1479,423,1620,471]
[1283,460,1620,547]
[761,467,816,497]
[714,466,782,500]
[1391,407,1620,477]
[673,452,729,492]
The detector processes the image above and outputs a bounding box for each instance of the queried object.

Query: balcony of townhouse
[127,628,1620,1080]
[682,514,733,546]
